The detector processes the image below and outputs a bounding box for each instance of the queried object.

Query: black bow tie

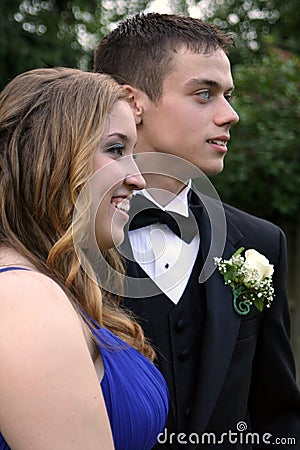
[129,196,199,243]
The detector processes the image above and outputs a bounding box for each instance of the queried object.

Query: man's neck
[143,174,189,207]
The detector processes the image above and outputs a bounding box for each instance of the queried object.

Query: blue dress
[0,267,168,450]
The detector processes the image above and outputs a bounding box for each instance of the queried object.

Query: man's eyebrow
[185,78,234,91]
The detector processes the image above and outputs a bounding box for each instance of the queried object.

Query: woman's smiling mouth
[111,196,132,213]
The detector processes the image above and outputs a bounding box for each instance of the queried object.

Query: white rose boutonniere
[214,247,275,315]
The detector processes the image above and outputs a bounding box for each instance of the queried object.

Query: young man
[94,13,300,449]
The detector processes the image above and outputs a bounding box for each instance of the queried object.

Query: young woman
[0,68,168,450]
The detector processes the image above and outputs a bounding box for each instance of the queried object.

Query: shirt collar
[135,180,191,217]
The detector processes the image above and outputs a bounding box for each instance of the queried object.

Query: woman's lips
[110,196,131,213]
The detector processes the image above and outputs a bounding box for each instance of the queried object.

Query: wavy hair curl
[0,68,154,360]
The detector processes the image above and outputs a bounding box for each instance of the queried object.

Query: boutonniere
[214,247,275,315]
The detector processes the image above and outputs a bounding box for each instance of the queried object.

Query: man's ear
[123,84,148,125]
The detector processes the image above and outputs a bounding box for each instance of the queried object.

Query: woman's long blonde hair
[0,67,154,359]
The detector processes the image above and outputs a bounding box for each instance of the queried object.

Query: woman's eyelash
[107,143,125,155]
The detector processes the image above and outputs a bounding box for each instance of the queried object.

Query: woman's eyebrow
[107,132,129,142]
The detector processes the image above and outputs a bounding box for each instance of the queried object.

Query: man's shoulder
[192,188,282,236]
[221,201,285,252]
[223,201,279,231]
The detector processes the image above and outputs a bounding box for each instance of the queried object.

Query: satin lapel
[189,191,244,434]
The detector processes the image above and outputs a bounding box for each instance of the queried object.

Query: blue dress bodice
[0,267,168,450]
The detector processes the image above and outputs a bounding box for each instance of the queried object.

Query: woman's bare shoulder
[0,269,114,449]
[0,268,76,316]
[0,268,81,364]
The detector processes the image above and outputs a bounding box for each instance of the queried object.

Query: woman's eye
[107,143,125,156]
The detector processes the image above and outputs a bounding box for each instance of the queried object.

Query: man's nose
[215,98,239,127]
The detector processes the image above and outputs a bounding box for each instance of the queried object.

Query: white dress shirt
[128,182,200,304]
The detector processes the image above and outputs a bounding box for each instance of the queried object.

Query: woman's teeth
[111,198,130,212]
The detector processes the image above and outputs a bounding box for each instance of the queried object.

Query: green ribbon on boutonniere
[214,247,275,316]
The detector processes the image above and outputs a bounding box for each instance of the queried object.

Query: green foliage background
[212,51,300,222]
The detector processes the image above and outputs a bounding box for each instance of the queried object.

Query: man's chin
[208,168,224,177]
[194,163,224,177]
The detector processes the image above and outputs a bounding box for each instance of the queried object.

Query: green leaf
[253,297,264,312]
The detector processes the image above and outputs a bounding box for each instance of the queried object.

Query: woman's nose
[124,156,146,190]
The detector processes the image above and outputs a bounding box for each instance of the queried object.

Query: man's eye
[197,91,211,101]
[107,143,125,156]
[225,93,235,104]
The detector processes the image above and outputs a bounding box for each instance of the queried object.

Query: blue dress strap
[0,434,9,450]
[0,267,30,273]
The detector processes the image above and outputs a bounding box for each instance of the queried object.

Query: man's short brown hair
[94,13,234,102]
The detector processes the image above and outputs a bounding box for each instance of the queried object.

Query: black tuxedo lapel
[189,189,245,435]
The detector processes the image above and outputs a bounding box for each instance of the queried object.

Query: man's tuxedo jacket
[119,189,300,449]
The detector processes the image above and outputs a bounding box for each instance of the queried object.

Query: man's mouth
[207,139,227,147]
